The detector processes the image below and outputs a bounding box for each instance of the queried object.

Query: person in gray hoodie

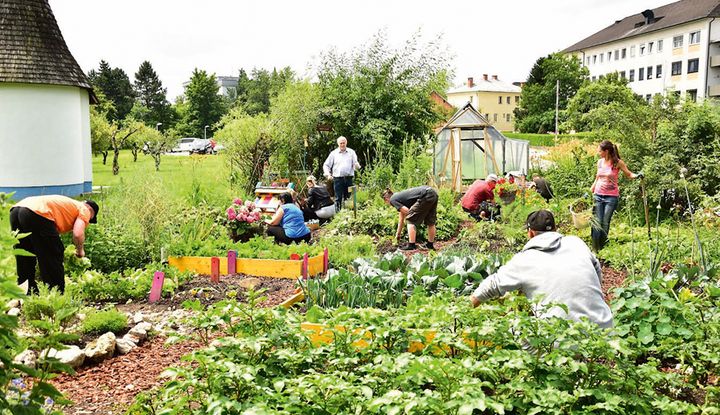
[470,210,613,328]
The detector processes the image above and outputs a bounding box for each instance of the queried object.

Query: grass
[92,151,240,204]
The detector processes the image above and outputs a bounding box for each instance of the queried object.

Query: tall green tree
[133,61,172,127]
[234,67,295,115]
[564,73,642,132]
[317,31,451,167]
[88,60,135,121]
[514,53,589,133]
[179,69,227,138]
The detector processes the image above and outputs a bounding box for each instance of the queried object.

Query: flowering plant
[494,178,520,197]
[224,198,263,241]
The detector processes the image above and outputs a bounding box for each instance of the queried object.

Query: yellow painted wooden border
[279,291,305,308]
[299,322,493,353]
[168,253,325,278]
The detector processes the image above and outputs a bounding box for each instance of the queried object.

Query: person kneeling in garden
[382,186,437,251]
[300,175,335,224]
[461,174,499,220]
[470,210,613,328]
[265,192,311,244]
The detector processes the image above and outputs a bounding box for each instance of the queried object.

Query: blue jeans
[333,176,353,211]
[591,194,618,251]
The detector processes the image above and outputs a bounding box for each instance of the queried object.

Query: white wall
[0,83,87,194]
[79,89,93,192]
[577,19,709,99]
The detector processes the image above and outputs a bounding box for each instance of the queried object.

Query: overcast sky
[50,0,671,100]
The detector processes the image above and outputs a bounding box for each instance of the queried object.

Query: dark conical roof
[0,0,95,96]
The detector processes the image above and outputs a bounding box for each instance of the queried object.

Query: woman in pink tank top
[590,140,641,251]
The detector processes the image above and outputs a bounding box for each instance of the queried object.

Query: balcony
[708,85,720,97]
[711,55,720,67]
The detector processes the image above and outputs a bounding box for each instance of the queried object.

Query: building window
[506,96,511,104]
[493,114,498,122]
[591,76,597,82]
[648,42,654,53]
[690,31,701,45]
[620,70,626,79]
[469,96,473,103]
[600,54,604,63]
[630,45,636,57]
[687,89,698,102]
[673,35,684,48]
[485,113,489,120]
[592,55,597,64]
[647,66,653,79]
[656,64,663,78]
[646,94,652,102]
[506,114,511,122]
[621,48,627,59]
[629,69,635,82]
[688,58,699,73]
[515,96,520,104]
[639,67,645,81]
[671,61,682,75]
[614,50,620,60]
[657,39,663,52]
[640,44,646,55]
[498,96,502,104]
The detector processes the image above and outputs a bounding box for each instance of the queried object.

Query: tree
[215,108,272,193]
[109,120,143,175]
[90,107,112,164]
[514,53,589,133]
[133,61,172,127]
[179,69,227,138]
[564,73,642,132]
[88,60,135,121]
[269,80,324,172]
[317,31,451,167]
[234,67,295,115]
[134,127,175,171]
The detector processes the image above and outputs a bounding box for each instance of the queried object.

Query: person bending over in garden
[590,140,642,252]
[461,174,498,220]
[323,136,360,212]
[382,186,438,251]
[265,192,311,245]
[10,195,99,294]
[531,175,553,202]
[470,210,613,328]
[301,175,335,224]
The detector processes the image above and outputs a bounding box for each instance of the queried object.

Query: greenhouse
[433,103,529,191]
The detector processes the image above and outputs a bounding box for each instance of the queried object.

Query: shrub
[81,308,128,335]
[82,225,149,273]
[538,140,596,198]
[23,284,83,331]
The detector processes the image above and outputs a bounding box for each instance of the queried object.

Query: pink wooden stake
[148,271,165,303]
[211,257,220,283]
[323,248,329,274]
[227,250,237,275]
[302,253,309,280]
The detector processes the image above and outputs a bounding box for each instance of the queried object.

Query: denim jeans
[333,176,353,211]
[591,194,618,251]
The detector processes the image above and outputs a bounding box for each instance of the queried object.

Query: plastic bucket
[569,206,591,229]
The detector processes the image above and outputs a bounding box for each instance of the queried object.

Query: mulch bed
[600,265,627,302]
[54,336,203,415]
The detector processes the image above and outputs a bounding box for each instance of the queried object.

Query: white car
[172,138,198,153]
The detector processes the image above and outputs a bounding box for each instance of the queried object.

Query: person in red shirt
[461,174,498,220]
[10,195,98,294]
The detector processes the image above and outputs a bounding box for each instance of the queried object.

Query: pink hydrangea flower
[233,198,243,205]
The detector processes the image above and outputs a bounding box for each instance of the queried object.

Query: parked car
[172,137,199,153]
[189,138,213,154]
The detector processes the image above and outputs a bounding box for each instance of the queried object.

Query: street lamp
[156,122,162,131]
[204,125,209,140]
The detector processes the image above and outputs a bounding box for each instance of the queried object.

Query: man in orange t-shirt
[10,195,99,294]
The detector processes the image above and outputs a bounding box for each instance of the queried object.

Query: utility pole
[554,80,560,143]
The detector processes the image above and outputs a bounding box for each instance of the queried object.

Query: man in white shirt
[323,136,361,211]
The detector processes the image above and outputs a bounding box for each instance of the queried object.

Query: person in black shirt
[382,186,438,251]
[532,175,554,202]
[301,175,336,223]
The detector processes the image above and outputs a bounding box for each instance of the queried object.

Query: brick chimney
[483,74,488,81]
[467,77,474,87]
[492,75,498,81]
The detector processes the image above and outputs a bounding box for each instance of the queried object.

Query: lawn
[92,151,238,204]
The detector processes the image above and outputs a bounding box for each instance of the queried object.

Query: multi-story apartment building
[446,75,521,131]
[564,0,720,101]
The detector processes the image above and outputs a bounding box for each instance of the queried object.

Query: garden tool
[639,177,651,240]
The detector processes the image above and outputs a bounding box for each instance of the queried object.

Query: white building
[564,0,720,101]
[0,0,96,199]
[182,76,238,97]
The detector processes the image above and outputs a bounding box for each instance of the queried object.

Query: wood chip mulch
[600,265,627,302]
[54,336,203,415]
